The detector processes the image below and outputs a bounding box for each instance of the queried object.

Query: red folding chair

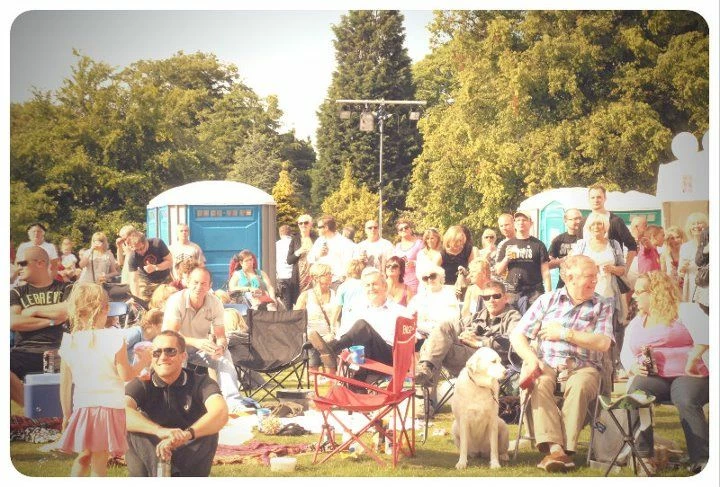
[311,315,417,467]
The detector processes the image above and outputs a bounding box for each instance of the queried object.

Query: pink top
[626,315,708,378]
[637,245,661,273]
[394,238,424,293]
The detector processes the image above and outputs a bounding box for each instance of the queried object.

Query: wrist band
[186,427,196,440]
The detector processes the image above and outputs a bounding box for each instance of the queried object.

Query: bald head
[23,246,49,263]
[18,246,52,285]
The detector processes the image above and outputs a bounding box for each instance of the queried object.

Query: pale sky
[10,10,434,144]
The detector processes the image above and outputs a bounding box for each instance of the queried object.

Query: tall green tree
[321,165,387,242]
[10,51,315,247]
[408,10,708,235]
[314,10,422,214]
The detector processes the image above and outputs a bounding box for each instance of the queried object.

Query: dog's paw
[489,460,501,469]
[455,459,468,470]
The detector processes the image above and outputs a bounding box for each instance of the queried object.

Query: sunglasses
[366,226,378,230]
[317,225,325,229]
[16,260,30,267]
[480,293,503,301]
[298,221,311,225]
[483,235,496,240]
[152,347,179,358]
[386,263,400,269]
[421,273,438,282]
[397,226,410,231]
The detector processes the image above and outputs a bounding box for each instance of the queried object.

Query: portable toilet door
[540,201,566,290]
[188,205,263,288]
[158,206,170,244]
[146,207,158,239]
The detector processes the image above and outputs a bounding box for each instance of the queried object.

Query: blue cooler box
[24,373,62,419]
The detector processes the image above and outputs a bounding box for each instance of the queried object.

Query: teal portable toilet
[518,187,662,289]
[146,180,277,288]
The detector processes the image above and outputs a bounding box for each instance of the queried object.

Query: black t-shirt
[125,369,222,430]
[496,236,549,292]
[128,238,171,282]
[10,281,72,352]
[548,232,579,288]
[440,243,473,285]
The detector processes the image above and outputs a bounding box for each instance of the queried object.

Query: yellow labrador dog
[451,347,510,469]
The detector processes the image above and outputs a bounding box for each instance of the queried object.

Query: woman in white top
[678,212,708,302]
[415,228,442,279]
[295,263,336,372]
[78,232,119,284]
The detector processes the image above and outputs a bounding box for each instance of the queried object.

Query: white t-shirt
[307,233,357,283]
[354,238,394,270]
[342,298,410,346]
[275,236,293,280]
[407,286,459,337]
[59,328,126,409]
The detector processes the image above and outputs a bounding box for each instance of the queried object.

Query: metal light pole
[335,98,426,238]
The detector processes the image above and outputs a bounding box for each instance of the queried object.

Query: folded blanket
[214,441,312,466]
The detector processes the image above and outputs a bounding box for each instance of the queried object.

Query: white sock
[549,443,564,455]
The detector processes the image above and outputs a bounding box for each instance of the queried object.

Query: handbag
[616,275,631,294]
[696,264,709,288]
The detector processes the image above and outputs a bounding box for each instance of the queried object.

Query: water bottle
[157,452,171,477]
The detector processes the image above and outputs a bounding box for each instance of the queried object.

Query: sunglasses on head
[152,347,179,358]
[421,273,438,282]
[298,221,311,225]
[480,293,503,301]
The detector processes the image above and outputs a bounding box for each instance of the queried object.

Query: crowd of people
[9,184,710,476]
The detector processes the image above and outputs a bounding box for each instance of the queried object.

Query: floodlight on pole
[334,98,427,238]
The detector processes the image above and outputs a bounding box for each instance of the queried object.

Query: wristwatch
[186,427,196,441]
[48,319,55,327]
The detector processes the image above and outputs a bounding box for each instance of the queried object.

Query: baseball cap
[514,210,532,220]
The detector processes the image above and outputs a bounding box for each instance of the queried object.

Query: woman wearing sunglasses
[384,255,414,307]
[393,219,423,293]
[408,265,459,348]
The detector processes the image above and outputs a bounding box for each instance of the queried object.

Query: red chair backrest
[389,314,417,395]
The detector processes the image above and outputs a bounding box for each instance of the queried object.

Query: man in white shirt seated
[354,219,394,270]
[309,267,409,370]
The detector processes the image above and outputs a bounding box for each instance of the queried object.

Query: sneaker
[308,331,338,370]
[414,361,435,387]
[537,451,575,473]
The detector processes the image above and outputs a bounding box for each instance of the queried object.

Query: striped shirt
[513,287,614,369]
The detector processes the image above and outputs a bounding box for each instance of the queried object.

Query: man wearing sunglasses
[10,246,72,406]
[286,214,318,307]
[414,281,520,396]
[354,219,393,270]
[125,330,228,477]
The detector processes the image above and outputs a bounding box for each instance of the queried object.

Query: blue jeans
[628,375,709,463]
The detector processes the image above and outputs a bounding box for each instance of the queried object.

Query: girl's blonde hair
[224,308,248,334]
[346,259,365,280]
[141,308,164,329]
[67,282,108,333]
[90,231,109,252]
[150,283,181,310]
[637,271,680,324]
[214,288,232,304]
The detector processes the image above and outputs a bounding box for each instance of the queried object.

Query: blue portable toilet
[517,187,662,289]
[146,180,277,288]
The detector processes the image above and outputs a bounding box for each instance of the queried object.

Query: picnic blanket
[10,415,62,443]
[214,440,312,465]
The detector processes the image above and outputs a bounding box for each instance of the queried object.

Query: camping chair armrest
[312,370,389,396]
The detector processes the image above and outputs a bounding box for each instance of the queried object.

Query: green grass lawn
[10,400,694,477]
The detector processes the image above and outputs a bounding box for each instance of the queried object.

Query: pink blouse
[626,316,708,378]
[394,238,424,293]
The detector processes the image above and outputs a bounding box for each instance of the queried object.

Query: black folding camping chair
[232,309,309,402]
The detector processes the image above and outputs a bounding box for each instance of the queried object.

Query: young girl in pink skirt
[58,282,152,476]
